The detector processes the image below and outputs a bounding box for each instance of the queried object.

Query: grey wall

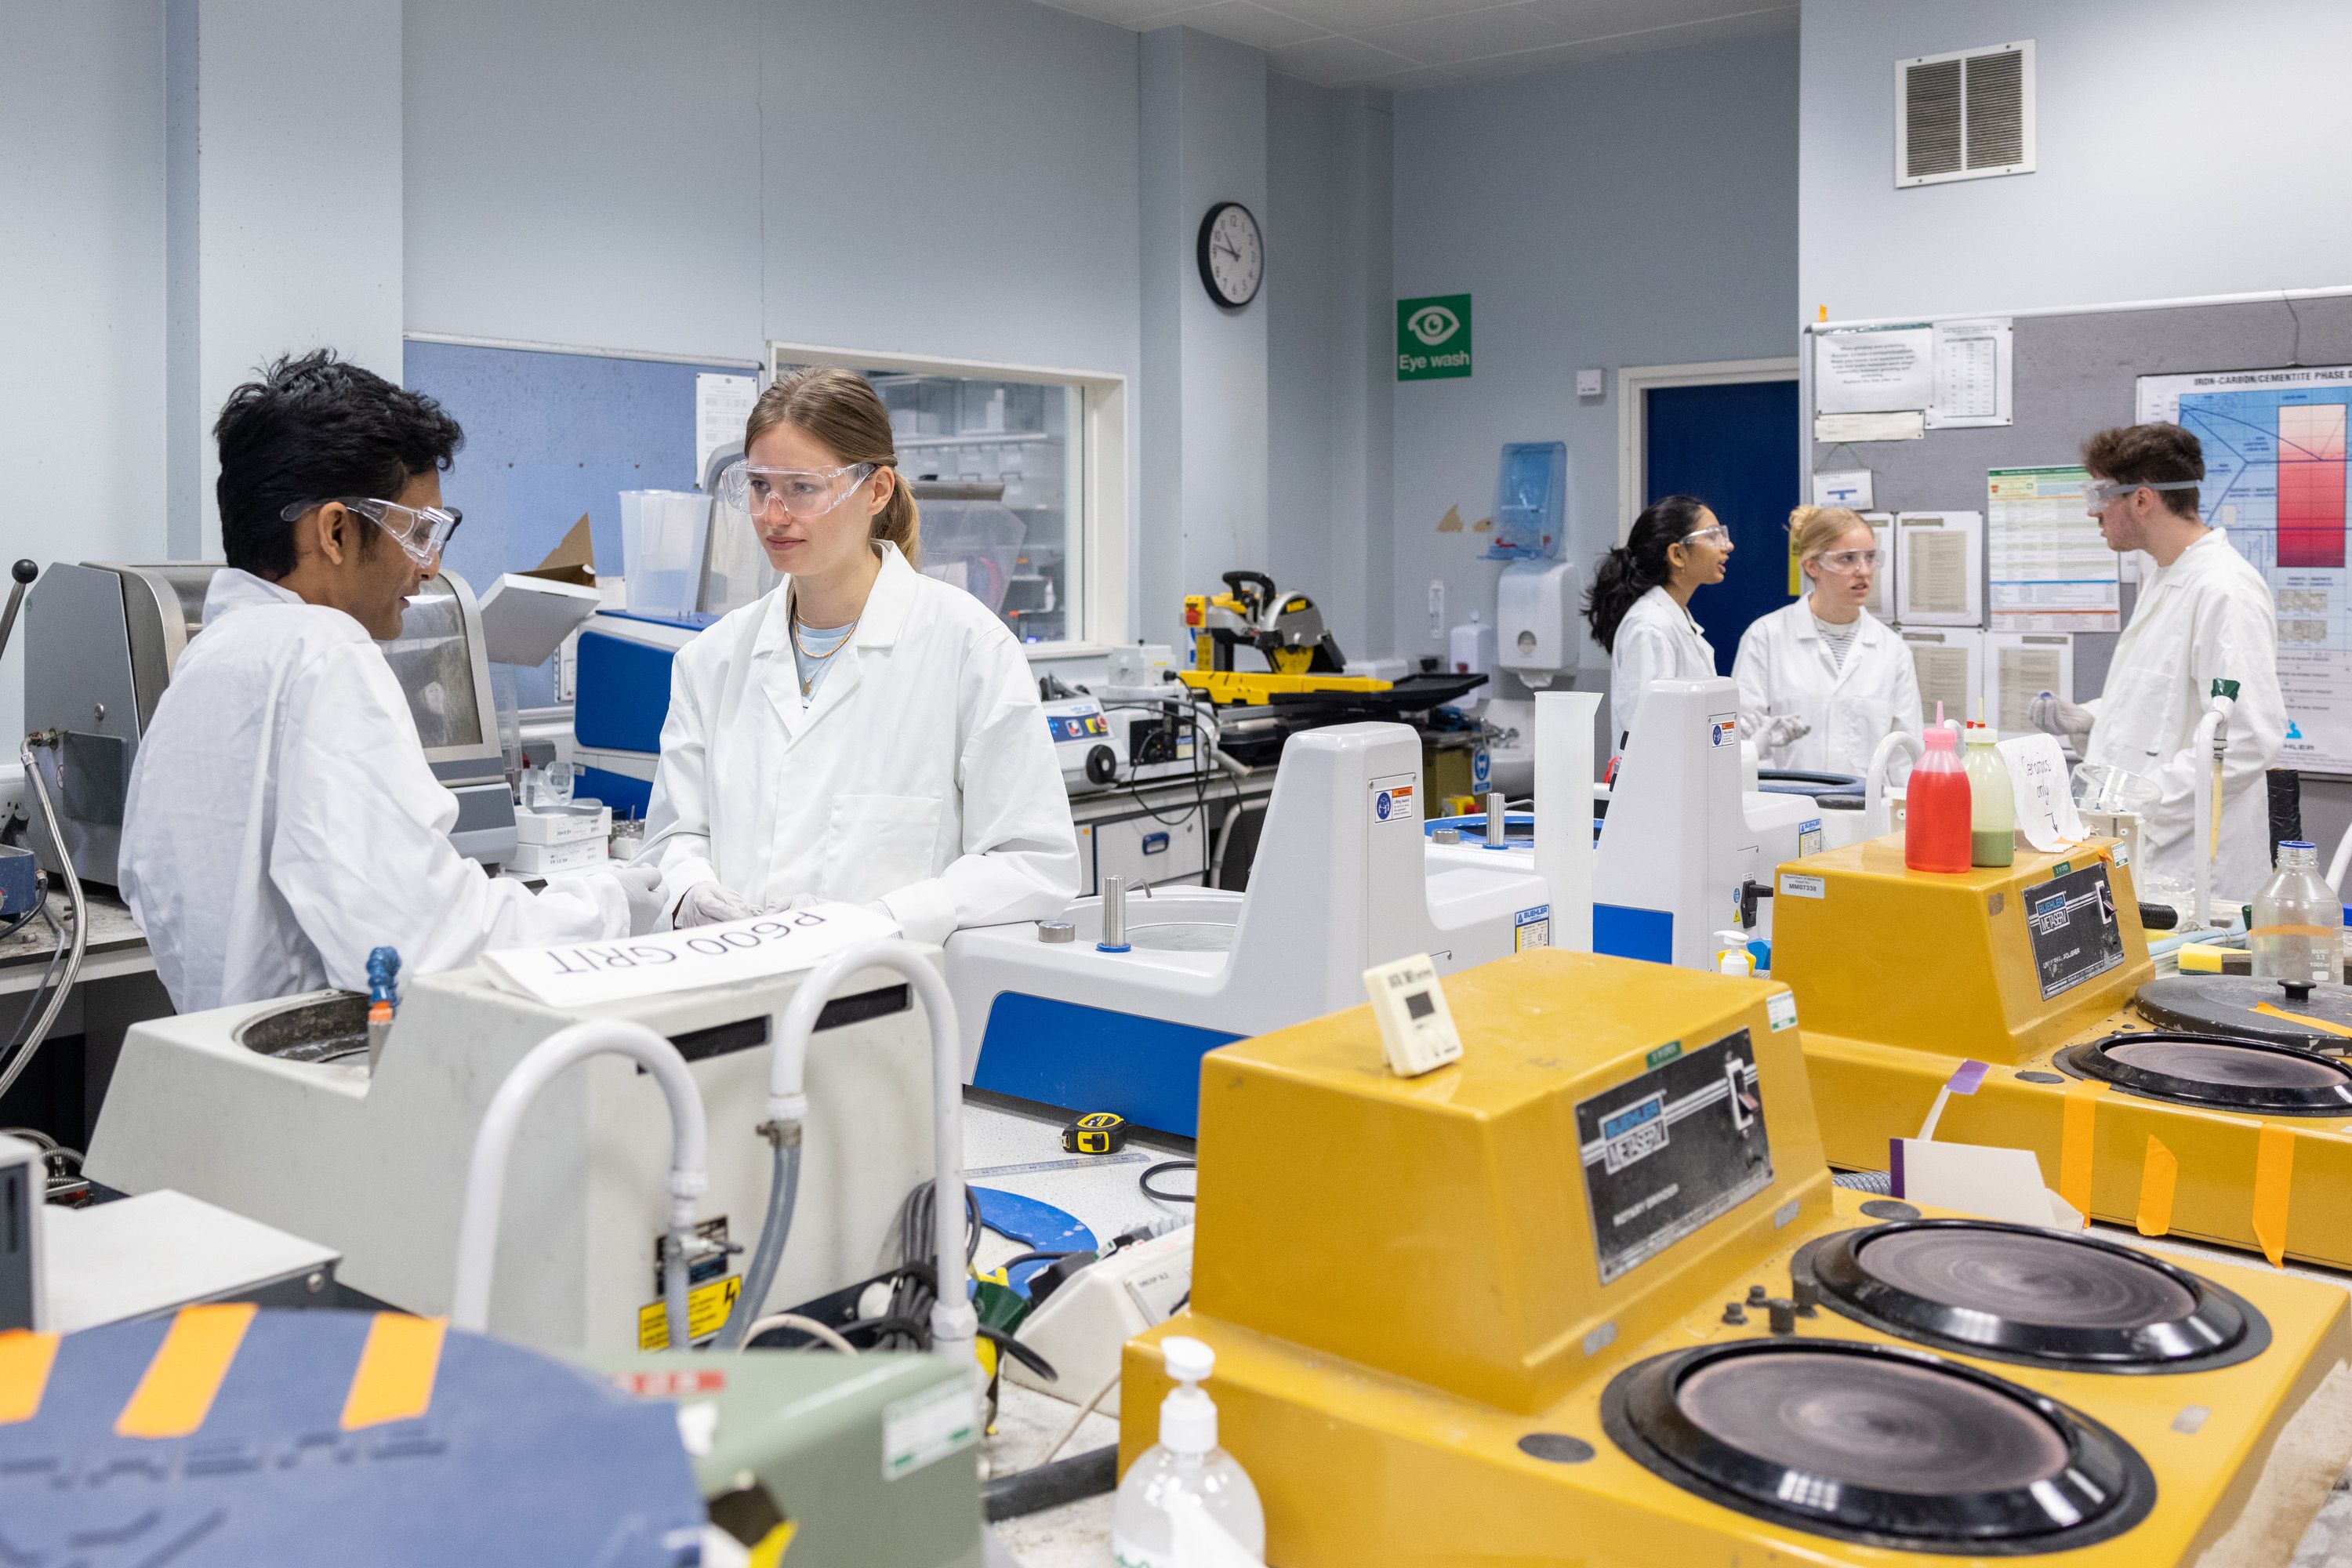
[0,1,167,745]
[1389,31,1800,670]
[1799,0,2352,321]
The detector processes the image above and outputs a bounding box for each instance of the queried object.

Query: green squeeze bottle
[1964,722,2015,867]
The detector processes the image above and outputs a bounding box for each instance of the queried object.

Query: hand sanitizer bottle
[1112,1337,1266,1568]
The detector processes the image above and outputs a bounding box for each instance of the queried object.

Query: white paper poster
[1895,511,1983,627]
[1861,512,1895,622]
[694,372,760,491]
[1983,632,2074,739]
[1926,318,2014,429]
[1815,325,1934,415]
[1815,411,1926,443]
[1998,733,2087,852]
[1986,466,2118,632]
[1900,627,1983,728]
[481,902,900,1008]
[1810,469,1875,509]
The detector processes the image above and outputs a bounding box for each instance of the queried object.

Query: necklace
[789,599,860,698]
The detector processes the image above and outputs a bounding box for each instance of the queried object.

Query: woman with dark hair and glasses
[1584,494,1732,748]
[1731,506,1918,778]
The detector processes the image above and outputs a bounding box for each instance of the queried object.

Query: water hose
[0,735,89,1104]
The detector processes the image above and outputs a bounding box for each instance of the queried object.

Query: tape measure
[1061,1112,1129,1156]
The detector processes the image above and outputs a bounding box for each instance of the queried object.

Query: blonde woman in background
[639,366,1080,939]
[1731,505,1918,777]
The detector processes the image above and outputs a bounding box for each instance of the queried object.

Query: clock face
[1197,201,1263,307]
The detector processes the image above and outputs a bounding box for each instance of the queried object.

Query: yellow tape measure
[1062,1112,1130,1156]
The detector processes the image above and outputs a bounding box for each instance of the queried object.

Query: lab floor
[962,1094,1193,1566]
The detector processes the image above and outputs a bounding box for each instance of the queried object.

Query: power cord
[1138,1160,1196,1205]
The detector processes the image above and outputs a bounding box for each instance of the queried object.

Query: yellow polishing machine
[1122,949,2351,1566]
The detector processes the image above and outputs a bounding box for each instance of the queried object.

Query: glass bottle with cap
[1962,723,2013,867]
[1112,1335,1265,1567]
[2252,840,2342,986]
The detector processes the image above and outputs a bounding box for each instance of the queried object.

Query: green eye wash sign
[1397,294,1472,381]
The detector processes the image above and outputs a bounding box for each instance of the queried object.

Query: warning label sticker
[637,1274,742,1351]
[1515,905,1552,950]
[1369,772,1417,826]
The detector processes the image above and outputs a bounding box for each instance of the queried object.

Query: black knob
[1746,1283,1768,1305]
[10,561,34,585]
[1767,1298,1797,1335]
[1084,745,1118,786]
[2284,979,2318,1003]
[1720,1303,1746,1327]
[1792,1277,1820,1316]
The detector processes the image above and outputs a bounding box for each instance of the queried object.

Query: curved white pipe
[1863,731,1926,838]
[768,939,976,1369]
[2191,699,2234,931]
[2329,822,2352,898]
[452,1018,709,1338]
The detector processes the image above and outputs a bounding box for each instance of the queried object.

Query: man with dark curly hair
[118,350,665,1011]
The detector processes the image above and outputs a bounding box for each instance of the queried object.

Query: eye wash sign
[1397,294,1472,381]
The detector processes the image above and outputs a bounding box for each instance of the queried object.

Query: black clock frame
[1196,201,1261,307]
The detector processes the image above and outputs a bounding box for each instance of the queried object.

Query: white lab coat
[640,543,1080,944]
[1610,586,1718,745]
[2083,530,2285,896]
[118,570,632,1013]
[1732,603,1919,778]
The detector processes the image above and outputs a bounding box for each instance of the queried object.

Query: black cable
[998,1249,1077,1272]
[982,1445,1118,1523]
[1139,1160,1196,1205]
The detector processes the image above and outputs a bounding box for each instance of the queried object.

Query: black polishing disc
[1798,1220,2267,1372]
[2136,975,2352,1051]
[1601,1341,2153,1554]
[2060,1030,2352,1116]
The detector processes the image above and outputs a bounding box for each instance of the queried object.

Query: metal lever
[1098,875,1130,953]
[0,561,38,667]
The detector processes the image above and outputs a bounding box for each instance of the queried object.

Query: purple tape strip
[1889,1137,1905,1199]
[1948,1058,1989,1095]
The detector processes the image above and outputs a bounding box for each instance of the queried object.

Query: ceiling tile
[1138,1,1334,49]
[1258,0,1515,34]
[1264,31,1421,85]
[1356,63,1470,89]
[1516,0,1786,44]
[1461,7,1791,74]
[1358,2,1570,67]
[1035,0,1195,25]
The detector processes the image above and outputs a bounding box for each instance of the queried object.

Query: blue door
[1643,379,1800,675]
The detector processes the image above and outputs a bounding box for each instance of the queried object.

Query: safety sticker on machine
[883,1381,979,1481]
[1798,818,1824,857]
[1577,1029,1773,1284]
[637,1274,742,1352]
[1515,905,1552,950]
[1369,772,1417,826]
[1767,991,1798,1032]
[1708,713,1737,747]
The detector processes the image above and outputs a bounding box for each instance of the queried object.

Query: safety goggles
[716,460,878,520]
[278,496,463,567]
[1810,547,1881,574]
[1679,524,1731,549]
[2083,477,2200,515]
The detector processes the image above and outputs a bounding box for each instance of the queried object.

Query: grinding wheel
[2136,975,2352,1051]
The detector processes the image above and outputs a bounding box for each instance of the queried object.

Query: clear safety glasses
[716,460,878,520]
[278,496,463,566]
[2084,477,2200,515]
[1679,524,1731,549]
[1811,547,1881,575]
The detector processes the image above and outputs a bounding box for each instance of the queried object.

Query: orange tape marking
[2136,1135,2178,1237]
[2057,1078,2109,1226]
[116,1303,256,1439]
[2252,1123,2296,1268]
[2252,1002,2352,1041]
[340,1314,448,1431]
[0,1330,60,1424]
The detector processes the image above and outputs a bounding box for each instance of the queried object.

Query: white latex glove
[2028,691,2094,752]
[611,864,668,937]
[674,880,760,929]
[1759,713,1812,751]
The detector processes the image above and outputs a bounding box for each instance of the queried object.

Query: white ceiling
[1035,0,1798,89]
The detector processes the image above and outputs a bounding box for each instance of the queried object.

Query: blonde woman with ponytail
[639,366,1079,939]
[1730,506,1918,778]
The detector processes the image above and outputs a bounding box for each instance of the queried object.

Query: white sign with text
[1996,734,2087,853]
[481,903,901,1008]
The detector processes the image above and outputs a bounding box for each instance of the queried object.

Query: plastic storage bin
[619,491,711,619]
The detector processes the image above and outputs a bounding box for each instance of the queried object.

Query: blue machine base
[576,764,654,819]
[971,992,1241,1138]
[1595,902,1674,964]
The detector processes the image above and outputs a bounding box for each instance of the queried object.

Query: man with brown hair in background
[2030,422,2285,895]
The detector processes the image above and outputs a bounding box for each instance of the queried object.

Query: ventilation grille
[1897,42,2034,187]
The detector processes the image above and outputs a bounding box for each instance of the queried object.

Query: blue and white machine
[569,609,717,816]
[946,722,1557,1135]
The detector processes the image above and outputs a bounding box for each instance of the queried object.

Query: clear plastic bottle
[1903,725,1973,873]
[1962,724,2014,867]
[2251,841,2343,986]
[1112,1337,1266,1568]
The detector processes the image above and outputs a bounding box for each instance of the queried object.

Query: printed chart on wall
[2140,365,2352,773]
[1986,467,2117,633]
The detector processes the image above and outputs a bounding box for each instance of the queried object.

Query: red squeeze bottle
[1904,723,1973,873]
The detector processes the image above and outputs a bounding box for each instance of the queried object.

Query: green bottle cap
[2212,677,2241,699]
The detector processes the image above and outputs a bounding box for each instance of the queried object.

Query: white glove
[674,880,760,929]
[2028,691,2094,751]
[610,864,668,936]
[1759,713,1812,752]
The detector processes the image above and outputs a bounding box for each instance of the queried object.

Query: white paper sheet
[1816,325,1934,414]
[1984,633,2075,739]
[1895,511,1983,626]
[1814,410,1926,443]
[481,902,900,1008]
[1893,1139,2067,1229]
[1986,466,2118,631]
[1900,627,1983,728]
[1861,512,1895,621]
[694,372,760,489]
[1998,733,2087,851]
[1810,468,1874,509]
[1925,318,2013,428]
